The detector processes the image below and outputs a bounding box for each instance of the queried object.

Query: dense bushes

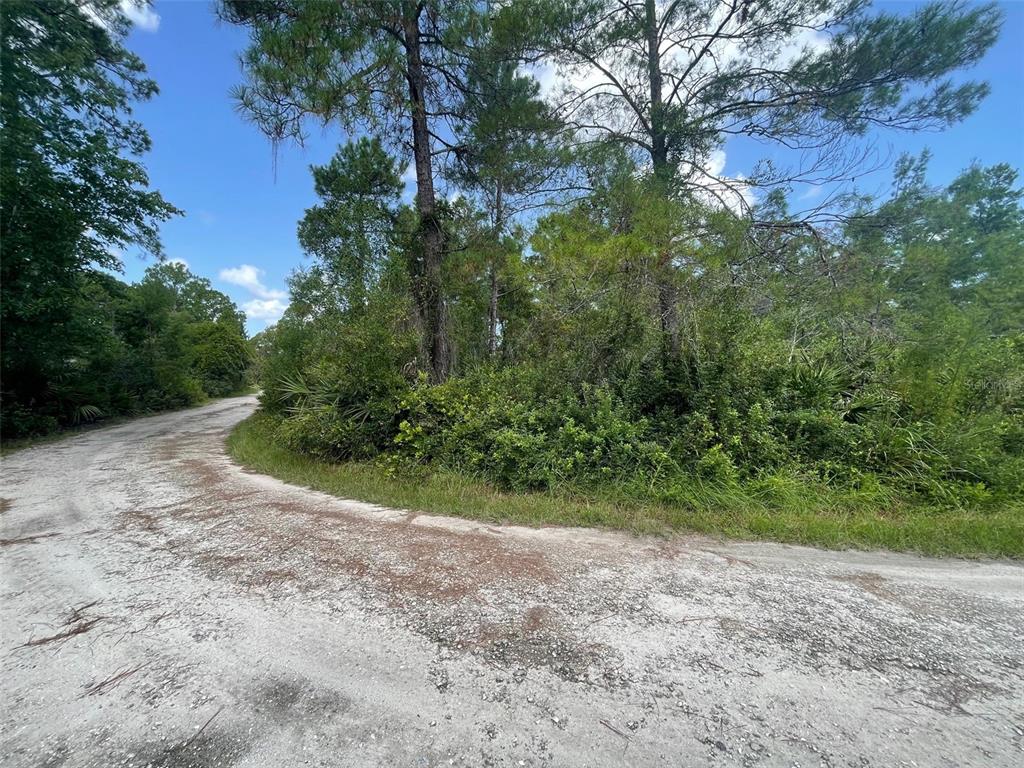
[247,154,1022,519]
[1,263,251,439]
[387,372,671,490]
[257,337,1021,510]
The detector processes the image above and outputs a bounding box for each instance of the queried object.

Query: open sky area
[119,0,1024,334]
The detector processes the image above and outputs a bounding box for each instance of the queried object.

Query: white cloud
[219,264,288,326]
[518,62,560,99]
[681,148,758,216]
[775,18,831,65]
[241,298,288,323]
[400,162,417,201]
[218,264,287,301]
[83,1,160,34]
[704,149,727,179]
[719,174,757,215]
[120,1,160,33]
[167,257,189,268]
[799,184,825,201]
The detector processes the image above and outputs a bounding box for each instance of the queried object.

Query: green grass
[227,413,1024,559]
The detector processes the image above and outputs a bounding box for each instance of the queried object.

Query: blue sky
[119,1,1024,333]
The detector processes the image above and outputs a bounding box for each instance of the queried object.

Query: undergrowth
[228,413,1024,558]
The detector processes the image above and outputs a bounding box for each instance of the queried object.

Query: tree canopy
[237,0,1020,520]
[221,0,491,382]
[0,1,247,437]
[512,0,1001,196]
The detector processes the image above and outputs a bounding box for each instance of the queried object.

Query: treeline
[1,1,248,438]
[228,0,1022,512]
[2,263,250,438]
[255,146,1023,509]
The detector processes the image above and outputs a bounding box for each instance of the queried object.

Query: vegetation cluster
[1,1,250,438]
[3,1,1021,552]
[224,0,1021,539]
[256,153,1023,526]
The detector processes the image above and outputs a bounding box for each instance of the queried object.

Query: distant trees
[0,1,248,437]
[140,262,247,334]
[2,263,250,438]
[846,156,1024,427]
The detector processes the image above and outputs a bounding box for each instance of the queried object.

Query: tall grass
[227,413,1024,558]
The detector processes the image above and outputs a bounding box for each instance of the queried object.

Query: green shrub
[1,402,59,438]
[262,349,1023,511]
[695,444,739,484]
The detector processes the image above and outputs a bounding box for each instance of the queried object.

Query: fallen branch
[81,662,149,697]
[171,706,224,753]
[0,532,61,547]
[20,617,105,648]
[599,718,631,741]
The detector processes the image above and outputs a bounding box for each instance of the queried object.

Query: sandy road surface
[1,396,1022,768]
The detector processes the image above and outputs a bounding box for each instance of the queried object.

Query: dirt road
[1,396,1021,767]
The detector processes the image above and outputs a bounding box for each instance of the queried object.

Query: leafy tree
[187,322,251,397]
[297,138,405,317]
[220,0,484,383]
[838,158,1024,426]
[510,0,1002,355]
[450,51,567,357]
[140,262,247,334]
[116,264,251,408]
[1,0,180,421]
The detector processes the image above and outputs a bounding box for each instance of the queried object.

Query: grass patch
[227,413,1024,559]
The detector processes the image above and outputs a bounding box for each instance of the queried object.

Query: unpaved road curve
[1,397,1022,768]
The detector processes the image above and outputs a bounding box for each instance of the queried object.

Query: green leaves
[1,0,182,434]
[508,0,1001,202]
[296,138,406,314]
[1,0,178,262]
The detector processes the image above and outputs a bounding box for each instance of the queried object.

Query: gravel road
[1,396,1022,768]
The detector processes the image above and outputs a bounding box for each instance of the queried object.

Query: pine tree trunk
[404,4,452,383]
[658,276,681,359]
[645,0,681,362]
[645,0,668,184]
